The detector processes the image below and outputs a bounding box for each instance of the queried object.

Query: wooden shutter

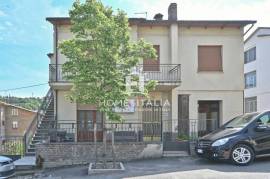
[143,45,160,71]
[198,46,222,71]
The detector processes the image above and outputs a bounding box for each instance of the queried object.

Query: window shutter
[198,46,222,71]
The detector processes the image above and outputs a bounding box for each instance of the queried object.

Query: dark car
[195,111,270,165]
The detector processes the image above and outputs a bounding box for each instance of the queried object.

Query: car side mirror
[255,124,268,132]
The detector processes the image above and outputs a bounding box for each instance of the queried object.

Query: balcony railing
[49,64,181,84]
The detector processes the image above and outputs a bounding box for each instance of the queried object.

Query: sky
[0,0,269,97]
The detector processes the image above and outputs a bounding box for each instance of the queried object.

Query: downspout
[54,24,58,81]
[54,24,58,121]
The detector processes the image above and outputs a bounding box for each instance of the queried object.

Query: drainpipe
[54,24,58,121]
[54,24,58,81]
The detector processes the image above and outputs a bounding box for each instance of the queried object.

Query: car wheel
[231,144,254,166]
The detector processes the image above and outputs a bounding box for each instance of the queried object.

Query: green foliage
[0,96,42,111]
[59,0,157,122]
[177,134,189,141]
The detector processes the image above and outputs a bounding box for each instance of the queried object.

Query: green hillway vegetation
[0,96,42,111]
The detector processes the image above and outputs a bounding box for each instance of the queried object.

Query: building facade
[43,3,254,151]
[0,101,36,140]
[244,27,270,113]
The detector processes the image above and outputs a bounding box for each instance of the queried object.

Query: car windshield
[224,113,259,128]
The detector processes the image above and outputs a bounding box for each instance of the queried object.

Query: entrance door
[198,101,220,136]
[77,110,103,142]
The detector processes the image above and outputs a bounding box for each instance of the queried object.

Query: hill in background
[0,96,43,111]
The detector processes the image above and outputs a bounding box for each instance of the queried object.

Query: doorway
[198,101,220,136]
[77,110,103,142]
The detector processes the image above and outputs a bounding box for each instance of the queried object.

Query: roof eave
[46,17,256,28]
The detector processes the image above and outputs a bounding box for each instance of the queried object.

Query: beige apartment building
[43,3,255,151]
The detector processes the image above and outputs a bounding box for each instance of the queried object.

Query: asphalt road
[15,157,270,179]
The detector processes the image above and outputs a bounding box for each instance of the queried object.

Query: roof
[245,27,270,43]
[47,53,54,58]
[46,17,256,28]
[0,101,37,113]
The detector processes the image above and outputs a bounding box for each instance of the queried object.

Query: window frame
[11,108,19,116]
[197,45,223,72]
[244,71,257,89]
[244,96,257,113]
[244,47,256,64]
[12,121,18,129]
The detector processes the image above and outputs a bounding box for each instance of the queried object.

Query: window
[245,97,257,113]
[143,45,160,71]
[244,47,256,64]
[12,121,18,129]
[198,45,222,72]
[257,113,270,127]
[11,108,18,116]
[245,71,256,89]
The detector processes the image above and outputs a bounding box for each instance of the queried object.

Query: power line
[0,83,48,92]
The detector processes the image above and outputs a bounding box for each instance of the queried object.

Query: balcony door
[143,45,160,71]
[77,110,103,142]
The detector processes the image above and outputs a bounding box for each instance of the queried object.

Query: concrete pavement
[14,157,270,179]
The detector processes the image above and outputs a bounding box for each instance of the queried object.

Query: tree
[59,0,157,168]
[60,0,156,122]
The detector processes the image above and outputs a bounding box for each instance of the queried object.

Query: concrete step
[33,136,48,141]
[14,156,36,171]
[31,139,45,144]
[162,151,189,157]
[29,144,36,148]
[34,132,49,137]
[27,148,36,153]
[36,129,50,133]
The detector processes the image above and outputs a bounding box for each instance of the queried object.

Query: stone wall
[36,142,162,168]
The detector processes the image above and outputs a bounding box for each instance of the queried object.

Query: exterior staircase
[24,89,55,156]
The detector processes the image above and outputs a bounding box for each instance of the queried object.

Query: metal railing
[0,136,25,156]
[162,119,219,142]
[46,121,162,143]
[44,118,219,143]
[49,64,181,84]
[23,88,54,153]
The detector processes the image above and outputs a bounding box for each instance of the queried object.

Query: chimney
[154,13,163,20]
[168,3,177,21]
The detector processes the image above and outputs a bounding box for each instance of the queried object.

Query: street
[17,157,270,179]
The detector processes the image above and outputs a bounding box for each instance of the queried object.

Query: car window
[257,113,270,126]
[224,113,259,128]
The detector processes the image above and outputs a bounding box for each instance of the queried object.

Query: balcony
[49,64,181,89]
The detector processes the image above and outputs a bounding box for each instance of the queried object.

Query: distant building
[0,101,36,140]
[244,27,270,113]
